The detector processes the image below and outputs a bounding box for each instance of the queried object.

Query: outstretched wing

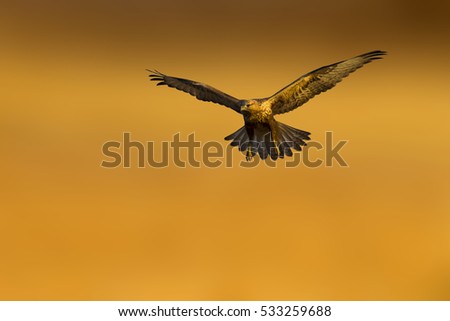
[148,70,242,113]
[265,50,386,115]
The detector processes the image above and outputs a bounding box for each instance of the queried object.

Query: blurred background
[1,0,449,300]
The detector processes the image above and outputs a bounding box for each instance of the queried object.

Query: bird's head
[241,100,258,114]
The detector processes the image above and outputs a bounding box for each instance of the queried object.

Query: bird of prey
[148,50,386,160]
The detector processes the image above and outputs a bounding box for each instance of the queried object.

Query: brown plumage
[148,50,386,160]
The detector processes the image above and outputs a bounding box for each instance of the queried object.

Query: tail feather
[224,127,249,152]
[277,127,294,156]
[230,128,247,147]
[258,140,269,160]
[224,127,245,141]
[280,123,310,140]
[225,122,311,160]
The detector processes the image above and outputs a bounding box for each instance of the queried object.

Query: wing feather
[148,70,241,113]
[266,50,386,115]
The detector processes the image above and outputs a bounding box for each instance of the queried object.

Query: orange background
[1,0,449,300]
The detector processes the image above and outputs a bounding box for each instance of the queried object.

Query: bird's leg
[245,124,255,161]
[246,142,254,161]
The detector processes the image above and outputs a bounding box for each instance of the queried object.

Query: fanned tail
[225,122,311,161]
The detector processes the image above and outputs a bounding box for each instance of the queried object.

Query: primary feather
[264,50,386,115]
[147,70,241,113]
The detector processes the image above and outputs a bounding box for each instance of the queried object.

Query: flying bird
[148,50,386,160]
